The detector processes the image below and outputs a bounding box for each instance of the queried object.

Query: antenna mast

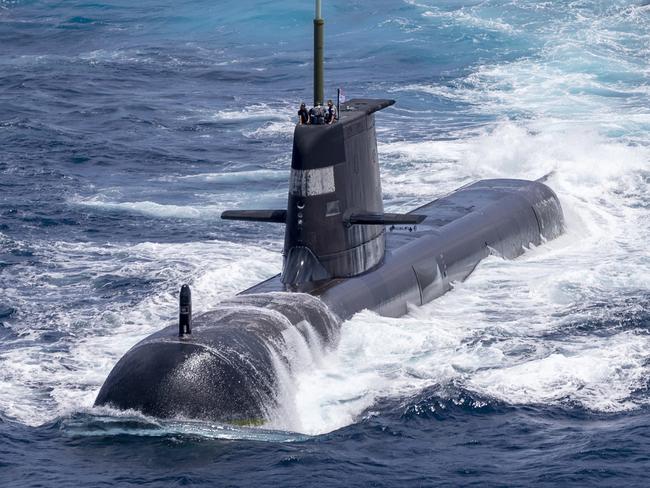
[314,0,324,106]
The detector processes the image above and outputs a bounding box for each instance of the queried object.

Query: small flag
[339,88,346,103]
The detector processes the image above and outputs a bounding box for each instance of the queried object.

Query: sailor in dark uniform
[298,102,310,125]
[309,103,326,125]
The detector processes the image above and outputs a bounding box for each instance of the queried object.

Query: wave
[243,120,296,139]
[73,198,220,219]
[209,104,291,123]
[160,169,288,184]
[72,192,289,219]
[0,238,282,426]
[408,1,519,35]
[396,0,650,140]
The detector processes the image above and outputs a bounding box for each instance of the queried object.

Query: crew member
[309,103,325,125]
[298,102,310,125]
[326,99,338,124]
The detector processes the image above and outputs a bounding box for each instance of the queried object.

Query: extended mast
[314,0,324,106]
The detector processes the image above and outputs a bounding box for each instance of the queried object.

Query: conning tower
[222,99,423,287]
[222,1,422,287]
[283,99,395,285]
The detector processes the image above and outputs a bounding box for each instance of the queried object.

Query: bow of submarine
[94,327,275,425]
[94,293,340,424]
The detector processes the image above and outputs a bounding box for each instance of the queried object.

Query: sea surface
[1,0,649,486]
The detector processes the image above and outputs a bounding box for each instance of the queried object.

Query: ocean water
[1,0,649,486]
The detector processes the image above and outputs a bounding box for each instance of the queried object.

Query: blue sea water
[1,0,649,486]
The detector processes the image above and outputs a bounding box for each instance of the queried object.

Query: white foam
[75,198,212,219]
[0,239,282,426]
[469,332,650,412]
[243,120,296,139]
[209,103,289,123]
[72,193,287,219]
[398,1,650,136]
[191,103,296,140]
[171,169,287,184]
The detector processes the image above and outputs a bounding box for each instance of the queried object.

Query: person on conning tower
[298,102,310,125]
[309,102,325,125]
[326,99,337,124]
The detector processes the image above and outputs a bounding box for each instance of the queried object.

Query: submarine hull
[95,293,341,424]
[95,177,564,424]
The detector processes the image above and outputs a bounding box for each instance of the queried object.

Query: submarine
[95,1,565,425]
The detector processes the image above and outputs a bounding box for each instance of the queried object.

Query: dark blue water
[1,1,649,486]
